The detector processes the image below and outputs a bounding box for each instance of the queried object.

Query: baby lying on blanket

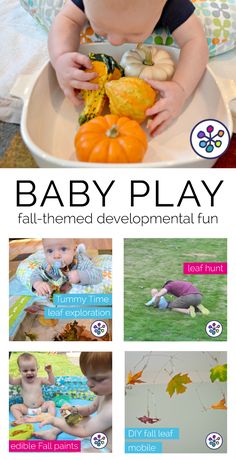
[9,353,56,425]
[30,238,103,297]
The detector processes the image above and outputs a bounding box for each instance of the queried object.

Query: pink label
[183,262,227,275]
[9,440,81,453]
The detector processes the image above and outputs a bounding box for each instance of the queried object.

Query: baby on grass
[48,0,208,134]
[9,353,56,425]
[34,352,112,452]
[30,238,103,296]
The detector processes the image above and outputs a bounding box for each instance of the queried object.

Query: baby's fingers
[71,68,98,83]
[147,111,169,136]
[146,99,167,117]
[64,88,82,106]
[70,80,99,91]
[73,53,94,69]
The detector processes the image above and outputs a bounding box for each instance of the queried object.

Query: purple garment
[164,281,201,297]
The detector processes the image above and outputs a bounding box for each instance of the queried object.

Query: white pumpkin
[120,44,175,81]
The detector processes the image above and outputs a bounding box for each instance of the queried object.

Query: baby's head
[80,352,112,396]
[83,0,166,45]
[42,238,77,268]
[17,353,38,383]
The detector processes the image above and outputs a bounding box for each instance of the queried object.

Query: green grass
[124,238,227,341]
[9,352,83,377]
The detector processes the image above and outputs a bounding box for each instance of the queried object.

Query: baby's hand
[45,365,52,373]
[67,270,80,284]
[60,403,73,413]
[144,79,186,135]
[55,52,99,105]
[60,404,79,414]
[33,281,52,297]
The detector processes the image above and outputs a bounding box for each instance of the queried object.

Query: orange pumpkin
[75,114,148,163]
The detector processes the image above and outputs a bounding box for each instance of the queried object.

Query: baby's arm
[67,255,103,285]
[146,14,208,134]
[156,288,168,297]
[41,401,111,438]
[30,269,52,296]
[48,1,98,104]
[60,399,99,416]
[9,376,21,386]
[41,365,55,386]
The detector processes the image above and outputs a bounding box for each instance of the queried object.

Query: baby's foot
[145,295,157,306]
[11,418,26,426]
[197,304,210,315]
[189,306,196,318]
[33,430,57,440]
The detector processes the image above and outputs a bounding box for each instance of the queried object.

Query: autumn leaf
[210,364,227,383]
[211,398,227,410]
[166,372,192,397]
[24,332,38,341]
[127,369,145,385]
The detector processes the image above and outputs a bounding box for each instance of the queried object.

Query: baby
[145,288,169,309]
[34,352,112,452]
[9,353,56,425]
[30,238,103,296]
[48,0,208,134]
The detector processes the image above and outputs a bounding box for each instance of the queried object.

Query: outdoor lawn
[9,352,83,377]
[124,238,227,341]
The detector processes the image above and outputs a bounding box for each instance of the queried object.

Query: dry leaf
[211,398,227,410]
[127,370,145,385]
[166,372,192,397]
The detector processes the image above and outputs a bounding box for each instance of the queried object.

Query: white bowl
[12,43,236,168]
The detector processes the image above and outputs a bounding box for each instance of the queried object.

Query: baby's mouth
[26,375,35,382]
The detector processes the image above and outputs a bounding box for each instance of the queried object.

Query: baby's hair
[162,280,174,288]
[80,352,112,375]
[42,238,77,244]
[17,353,37,368]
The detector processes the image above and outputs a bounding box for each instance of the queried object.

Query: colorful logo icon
[205,320,223,338]
[90,432,108,449]
[190,119,230,159]
[91,320,108,338]
[205,432,223,450]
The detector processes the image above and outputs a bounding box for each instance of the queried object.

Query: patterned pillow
[20,0,236,57]
[9,376,95,406]
[20,0,67,31]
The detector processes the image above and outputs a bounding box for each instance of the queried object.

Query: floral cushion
[16,249,112,294]
[9,376,95,406]
[20,0,236,57]
[20,0,67,31]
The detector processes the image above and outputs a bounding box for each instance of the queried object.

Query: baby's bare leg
[41,400,56,416]
[151,288,158,297]
[34,428,61,440]
[171,308,190,315]
[10,403,28,424]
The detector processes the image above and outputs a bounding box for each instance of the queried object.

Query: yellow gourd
[105,77,156,124]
